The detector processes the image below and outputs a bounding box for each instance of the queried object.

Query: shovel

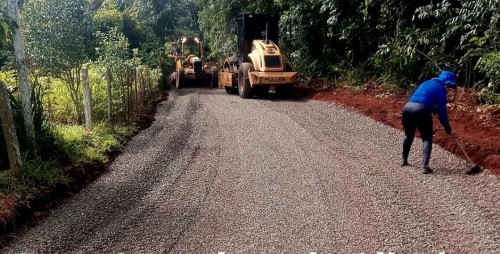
[450,134,482,175]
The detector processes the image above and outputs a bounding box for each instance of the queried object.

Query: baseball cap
[437,70,457,87]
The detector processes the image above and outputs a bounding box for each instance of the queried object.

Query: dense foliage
[1,0,498,90]
[22,0,94,123]
[198,0,500,93]
[0,0,185,174]
[0,1,16,48]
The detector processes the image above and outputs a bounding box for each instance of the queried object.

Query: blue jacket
[408,79,450,128]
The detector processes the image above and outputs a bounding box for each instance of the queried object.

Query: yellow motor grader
[219,14,297,98]
[168,37,218,89]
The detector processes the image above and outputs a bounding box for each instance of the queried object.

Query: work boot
[401,159,408,167]
[422,166,433,174]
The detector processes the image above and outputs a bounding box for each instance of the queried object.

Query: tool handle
[451,134,474,164]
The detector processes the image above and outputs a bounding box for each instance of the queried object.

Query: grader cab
[219,14,297,98]
[168,37,218,89]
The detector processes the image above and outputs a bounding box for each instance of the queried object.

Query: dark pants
[402,102,433,167]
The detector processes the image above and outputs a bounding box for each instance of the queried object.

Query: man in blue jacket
[401,70,457,174]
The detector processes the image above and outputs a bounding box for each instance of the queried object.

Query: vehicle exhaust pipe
[265,23,269,44]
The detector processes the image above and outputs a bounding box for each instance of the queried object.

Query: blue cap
[437,70,457,87]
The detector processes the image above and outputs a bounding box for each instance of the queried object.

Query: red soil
[297,85,500,175]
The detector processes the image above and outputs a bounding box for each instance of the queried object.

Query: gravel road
[3,88,500,253]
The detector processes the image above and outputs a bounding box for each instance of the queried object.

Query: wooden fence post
[106,69,115,134]
[81,68,93,130]
[134,67,139,117]
[144,67,152,101]
[136,66,144,110]
[0,82,22,178]
[126,68,133,123]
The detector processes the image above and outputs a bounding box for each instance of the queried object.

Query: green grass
[0,123,136,198]
[55,123,136,164]
[22,158,67,188]
[0,158,66,197]
[0,171,24,195]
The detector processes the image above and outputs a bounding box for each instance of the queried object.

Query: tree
[412,0,500,87]
[93,0,124,33]
[0,1,16,68]
[7,0,36,152]
[96,28,131,89]
[279,1,331,77]
[96,27,131,126]
[22,0,95,124]
[198,0,276,62]
[0,1,16,48]
[123,0,202,65]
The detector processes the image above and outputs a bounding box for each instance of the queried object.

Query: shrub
[476,51,500,91]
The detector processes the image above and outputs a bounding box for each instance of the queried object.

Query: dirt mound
[300,85,500,175]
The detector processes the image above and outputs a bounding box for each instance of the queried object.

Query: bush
[373,38,422,88]
[476,51,500,91]
[343,67,368,86]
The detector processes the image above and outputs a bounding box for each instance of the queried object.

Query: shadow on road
[173,84,315,104]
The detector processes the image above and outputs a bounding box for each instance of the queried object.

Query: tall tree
[7,0,36,151]
[124,0,201,65]
[198,0,276,62]
[93,0,124,33]
[96,27,131,124]
[0,1,16,48]
[22,0,94,124]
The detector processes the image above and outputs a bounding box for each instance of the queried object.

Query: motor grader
[168,37,218,89]
[219,14,297,98]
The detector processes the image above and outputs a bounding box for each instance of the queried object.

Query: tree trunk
[126,68,132,123]
[7,0,36,153]
[81,68,92,130]
[0,82,22,178]
[136,66,143,111]
[75,66,83,124]
[106,69,114,134]
[134,67,139,115]
[145,67,151,101]
[61,66,84,124]
[119,71,126,122]
[141,66,146,106]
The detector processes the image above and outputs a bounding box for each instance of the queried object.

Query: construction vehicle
[219,14,297,98]
[168,36,218,89]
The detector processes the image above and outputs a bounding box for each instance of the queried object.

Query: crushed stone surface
[3,88,500,253]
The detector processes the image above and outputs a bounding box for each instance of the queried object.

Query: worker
[401,70,457,174]
[173,44,181,57]
[168,42,181,62]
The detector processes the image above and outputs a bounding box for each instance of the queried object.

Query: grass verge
[0,123,137,234]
